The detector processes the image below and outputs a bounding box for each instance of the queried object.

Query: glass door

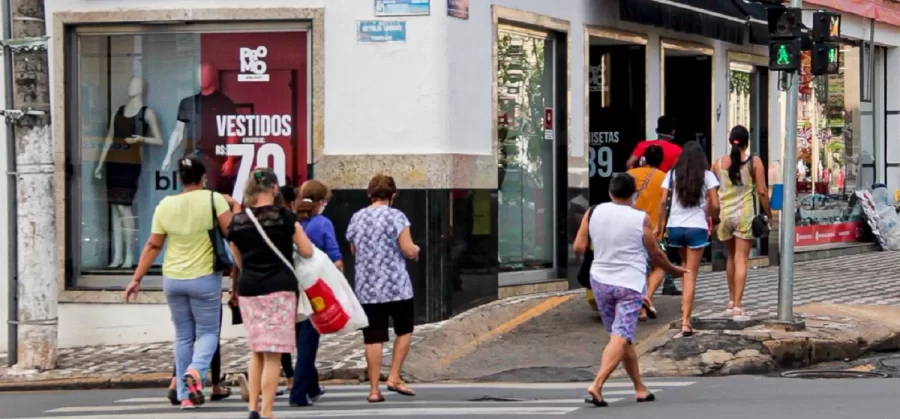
[496,24,557,285]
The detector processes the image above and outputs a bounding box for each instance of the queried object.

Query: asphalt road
[1,376,899,418]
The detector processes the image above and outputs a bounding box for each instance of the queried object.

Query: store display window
[792,46,864,247]
[65,23,311,286]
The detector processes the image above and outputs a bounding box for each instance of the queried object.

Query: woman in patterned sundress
[227,168,315,419]
[346,174,420,403]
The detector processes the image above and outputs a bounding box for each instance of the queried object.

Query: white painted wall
[57,303,244,348]
[45,0,457,156]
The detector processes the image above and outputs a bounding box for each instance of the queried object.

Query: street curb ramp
[398,294,575,383]
[635,304,900,377]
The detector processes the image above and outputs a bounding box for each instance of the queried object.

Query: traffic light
[811,42,840,75]
[769,39,801,72]
[768,7,803,39]
[812,11,841,42]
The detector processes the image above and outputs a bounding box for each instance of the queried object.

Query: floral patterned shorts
[590,282,643,344]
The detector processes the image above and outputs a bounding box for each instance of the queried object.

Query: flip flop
[681,325,695,337]
[387,383,416,397]
[367,394,385,403]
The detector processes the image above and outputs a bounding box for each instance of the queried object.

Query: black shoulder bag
[748,156,770,238]
[576,205,598,289]
[208,191,234,272]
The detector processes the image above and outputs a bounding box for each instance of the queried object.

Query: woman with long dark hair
[657,141,719,336]
[712,126,771,319]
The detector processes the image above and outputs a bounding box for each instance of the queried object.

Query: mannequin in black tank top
[94,77,164,268]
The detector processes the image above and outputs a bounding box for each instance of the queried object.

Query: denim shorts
[666,227,709,249]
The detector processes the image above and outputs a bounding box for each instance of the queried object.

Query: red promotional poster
[191,32,308,202]
[794,222,864,247]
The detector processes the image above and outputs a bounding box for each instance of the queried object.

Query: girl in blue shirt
[289,180,342,407]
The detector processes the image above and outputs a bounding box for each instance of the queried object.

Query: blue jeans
[290,319,322,405]
[164,273,223,401]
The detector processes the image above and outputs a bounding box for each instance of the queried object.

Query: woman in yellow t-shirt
[626,145,666,321]
[125,156,240,410]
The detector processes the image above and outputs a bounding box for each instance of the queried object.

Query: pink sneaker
[180,400,196,410]
[183,368,206,406]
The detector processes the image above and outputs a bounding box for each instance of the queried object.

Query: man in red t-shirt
[626,115,682,172]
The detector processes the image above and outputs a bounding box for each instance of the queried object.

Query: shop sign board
[794,222,864,247]
[375,0,430,16]
[447,0,469,19]
[357,20,407,43]
[543,108,553,140]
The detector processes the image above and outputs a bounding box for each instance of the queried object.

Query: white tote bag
[244,209,315,321]
[294,248,370,333]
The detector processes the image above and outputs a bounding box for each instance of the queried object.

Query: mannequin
[161,62,238,193]
[95,76,164,268]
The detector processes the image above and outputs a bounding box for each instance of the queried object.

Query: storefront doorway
[727,53,770,257]
[661,40,713,157]
[496,24,567,286]
[587,28,647,206]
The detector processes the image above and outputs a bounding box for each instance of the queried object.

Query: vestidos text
[216,114,293,137]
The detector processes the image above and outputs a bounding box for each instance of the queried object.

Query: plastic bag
[294,248,369,334]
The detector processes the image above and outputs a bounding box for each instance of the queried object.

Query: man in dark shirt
[177,90,239,193]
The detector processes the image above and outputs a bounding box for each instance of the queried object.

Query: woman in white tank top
[574,173,687,408]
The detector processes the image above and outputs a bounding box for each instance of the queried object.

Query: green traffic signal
[777,45,792,65]
[828,47,837,63]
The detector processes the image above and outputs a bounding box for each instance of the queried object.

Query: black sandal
[642,302,658,320]
[167,388,179,406]
[368,394,386,403]
[211,387,232,401]
[681,325,695,337]
[584,396,609,407]
[637,393,656,402]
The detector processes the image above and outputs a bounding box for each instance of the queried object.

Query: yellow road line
[437,294,575,367]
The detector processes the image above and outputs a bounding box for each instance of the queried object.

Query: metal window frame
[65,21,311,290]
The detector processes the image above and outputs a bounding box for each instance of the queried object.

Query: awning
[619,0,769,46]
[804,0,900,27]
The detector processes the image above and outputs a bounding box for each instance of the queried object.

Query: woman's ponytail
[727,125,750,186]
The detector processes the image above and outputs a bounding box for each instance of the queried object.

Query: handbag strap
[633,169,656,202]
[209,191,219,229]
[664,170,674,222]
[245,208,296,275]
[747,155,759,216]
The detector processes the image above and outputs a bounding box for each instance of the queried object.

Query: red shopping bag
[305,277,351,334]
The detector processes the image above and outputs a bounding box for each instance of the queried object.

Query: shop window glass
[68,26,310,286]
[496,27,555,273]
[793,46,865,247]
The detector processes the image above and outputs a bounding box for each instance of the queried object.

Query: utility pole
[767,0,841,324]
[6,0,57,370]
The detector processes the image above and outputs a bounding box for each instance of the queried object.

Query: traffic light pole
[777,0,804,323]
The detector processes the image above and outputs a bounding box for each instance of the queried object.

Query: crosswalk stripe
[113,388,662,405]
[48,398,623,413]
[14,406,582,418]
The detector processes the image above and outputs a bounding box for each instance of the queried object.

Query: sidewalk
[0,292,565,391]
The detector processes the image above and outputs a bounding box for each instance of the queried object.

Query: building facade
[2,0,900,354]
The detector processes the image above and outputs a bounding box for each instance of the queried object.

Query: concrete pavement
[4,376,900,418]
